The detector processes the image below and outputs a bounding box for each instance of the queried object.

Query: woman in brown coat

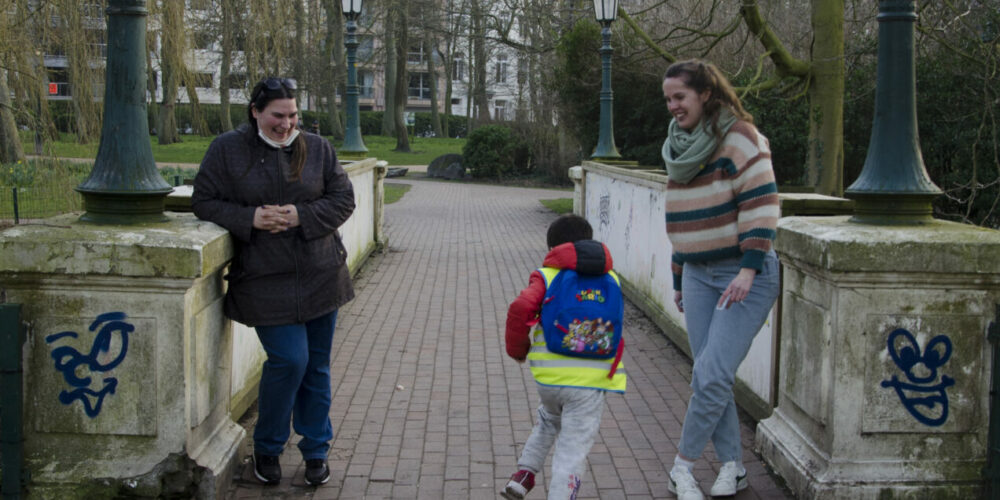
[192,77,355,487]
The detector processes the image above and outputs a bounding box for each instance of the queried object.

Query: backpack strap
[608,337,624,379]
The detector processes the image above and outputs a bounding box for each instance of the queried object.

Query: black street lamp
[76,0,172,224]
[340,0,368,158]
[590,0,622,160]
[844,0,941,224]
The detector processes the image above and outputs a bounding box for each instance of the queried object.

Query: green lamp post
[590,0,622,161]
[844,0,941,225]
[340,0,368,159]
[75,0,172,224]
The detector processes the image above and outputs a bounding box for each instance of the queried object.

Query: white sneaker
[709,461,747,497]
[668,466,705,500]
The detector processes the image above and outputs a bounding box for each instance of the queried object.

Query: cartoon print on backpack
[559,317,615,355]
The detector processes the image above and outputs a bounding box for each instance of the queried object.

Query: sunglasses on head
[263,77,297,91]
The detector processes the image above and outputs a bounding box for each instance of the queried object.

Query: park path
[226,177,792,499]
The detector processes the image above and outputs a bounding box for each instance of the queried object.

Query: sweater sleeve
[191,136,257,242]
[296,140,356,241]
[732,130,780,271]
[671,252,684,292]
[505,270,547,360]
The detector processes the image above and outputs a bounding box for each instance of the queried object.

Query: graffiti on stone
[45,312,133,418]
[880,328,955,426]
[599,191,611,233]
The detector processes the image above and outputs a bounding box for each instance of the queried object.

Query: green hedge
[43,101,470,139]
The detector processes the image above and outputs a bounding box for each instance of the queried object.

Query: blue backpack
[539,268,624,360]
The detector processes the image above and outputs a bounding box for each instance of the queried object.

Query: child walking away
[502,214,627,500]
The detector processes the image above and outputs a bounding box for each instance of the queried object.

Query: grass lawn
[20,131,464,166]
[384,182,411,204]
[540,198,573,214]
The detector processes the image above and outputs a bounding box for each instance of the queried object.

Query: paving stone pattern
[227,178,792,499]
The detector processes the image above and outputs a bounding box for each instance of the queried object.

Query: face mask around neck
[257,127,300,149]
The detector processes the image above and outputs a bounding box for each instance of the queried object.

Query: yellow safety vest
[527,267,627,393]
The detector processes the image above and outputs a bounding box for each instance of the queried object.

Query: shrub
[462,124,531,180]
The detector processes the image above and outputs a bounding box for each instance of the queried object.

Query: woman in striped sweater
[661,60,781,500]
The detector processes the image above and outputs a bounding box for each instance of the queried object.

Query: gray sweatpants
[517,384,606,500]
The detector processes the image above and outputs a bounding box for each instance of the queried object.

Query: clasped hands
[254,204,299,233]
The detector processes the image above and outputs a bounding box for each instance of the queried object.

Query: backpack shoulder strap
[608,269,621,286]
[537,267,561,287]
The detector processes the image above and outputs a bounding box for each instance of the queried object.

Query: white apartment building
[40,1,527,125]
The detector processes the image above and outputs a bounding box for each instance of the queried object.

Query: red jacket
[505,240,615,360]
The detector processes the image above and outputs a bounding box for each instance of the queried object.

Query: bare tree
[321,0,345,139]
[156,0,182,144]
[390,0,410,151]
[381,0,398,136]
[218,0,240,131]
[0,72,24,163]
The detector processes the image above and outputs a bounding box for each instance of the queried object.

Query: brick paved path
[227,178,792,499]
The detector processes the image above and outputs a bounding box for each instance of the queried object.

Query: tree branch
[739,0,811,77]
[618,6,676,64]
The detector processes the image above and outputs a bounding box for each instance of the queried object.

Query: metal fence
[0,184,83,226]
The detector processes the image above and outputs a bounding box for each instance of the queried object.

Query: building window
[358,35,374,61]
[408,72,431,99]
[226,72,247,90]
[494,54,508,83]
[493,99,507,120]
[407,42,426,65]
[360,71,374,98]
[193,30,214,50]
[184,72,214,89]
[46,68,71,97]
[81,2,103,19]
[451,97,461,106]
[453,55,464,81]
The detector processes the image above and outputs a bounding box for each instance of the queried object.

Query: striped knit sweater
[665,121,779,291]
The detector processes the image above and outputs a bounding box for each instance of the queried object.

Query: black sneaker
[304,458,330,486]
[253,453,281,485]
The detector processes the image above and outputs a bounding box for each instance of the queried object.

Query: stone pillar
[568,165,584,216]
[373,160,389,249]
[756,215,1000,498]
[0,213,241,499]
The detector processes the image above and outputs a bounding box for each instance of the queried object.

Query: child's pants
[517,385,606,499]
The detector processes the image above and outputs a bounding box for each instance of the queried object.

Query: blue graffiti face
[45,312,133,418]
[880,328,955,427]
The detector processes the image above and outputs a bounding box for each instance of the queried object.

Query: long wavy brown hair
[663,59,753,140]
[248,78,307,181]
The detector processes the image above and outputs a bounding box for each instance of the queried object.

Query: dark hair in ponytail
[663,59,753,140]
[248,78,307,181]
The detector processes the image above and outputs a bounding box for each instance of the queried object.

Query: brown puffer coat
[192,125,355,326]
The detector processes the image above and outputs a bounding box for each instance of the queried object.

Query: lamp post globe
[591,0,622,160]
[340,0,368,158]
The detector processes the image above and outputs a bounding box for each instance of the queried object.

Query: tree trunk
[427,38,443,138]
[382,3,397,137]
[184,82,207,136]
[158,0,182,145]
[808,0,845,196]
[0,72,25,163]
[219,0,237,132]
[322,0,344,139]
[294,0,306,100]
[392,0,410,152]
[470,0,489,126]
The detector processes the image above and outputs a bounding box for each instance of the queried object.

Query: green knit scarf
[661,108,738,184]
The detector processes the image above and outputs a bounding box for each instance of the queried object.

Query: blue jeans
[518,385,606,499]
[678,252,779,463]
[253,310,338,459]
